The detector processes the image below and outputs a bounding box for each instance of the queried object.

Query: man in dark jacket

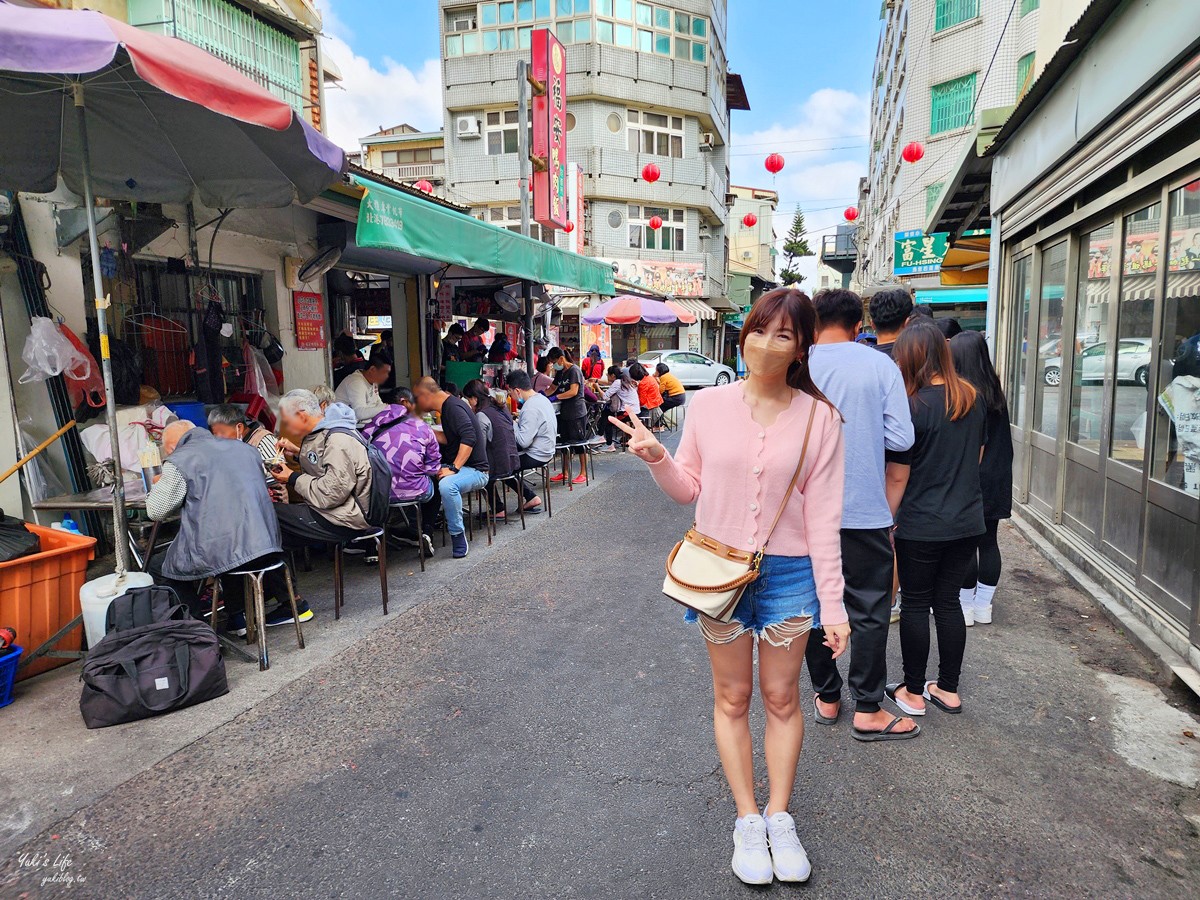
[146,421,285,635]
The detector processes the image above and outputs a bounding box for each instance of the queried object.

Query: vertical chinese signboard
[532,29,568,230]
[292,291,326,350]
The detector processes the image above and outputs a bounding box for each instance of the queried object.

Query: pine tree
[779,205,813,286]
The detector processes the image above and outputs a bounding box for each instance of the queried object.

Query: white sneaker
[890,592,901,624]
[764,811,812,883]
[731,814,773,885]
[962,604,975,627]
[974,604,992,624]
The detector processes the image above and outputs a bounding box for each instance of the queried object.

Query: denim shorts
[683,554,821,636]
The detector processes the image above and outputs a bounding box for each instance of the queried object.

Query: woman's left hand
[823,621,851,660]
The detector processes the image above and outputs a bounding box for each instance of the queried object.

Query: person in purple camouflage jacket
[362,391,442,503]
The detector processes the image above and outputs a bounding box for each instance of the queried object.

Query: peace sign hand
[608,415,665,463]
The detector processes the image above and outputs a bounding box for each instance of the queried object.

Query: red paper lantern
[764,153,785,174]
[843,207,859,222]
[1186,180,1200,193]
[564,220,576,233]
[648,215,663,230]
[414,179,434,193]
[742,212,758,228]
[901,142,925,164]
[641,163,661,184]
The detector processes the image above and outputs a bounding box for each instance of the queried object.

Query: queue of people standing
[618,285,1012,886]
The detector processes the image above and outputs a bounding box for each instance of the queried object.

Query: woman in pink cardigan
[612,289,849,886]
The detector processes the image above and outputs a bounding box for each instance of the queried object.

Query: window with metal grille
[926,183,944,220]
[1020,0,1039,16]
[127,0,304,112]
[83,258,266,398]
[1015,52,1035,101]
[934,0,979,32]
[930,73,976,134]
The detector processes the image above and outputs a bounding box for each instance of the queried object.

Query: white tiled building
[436,0,746,348]
[859,0,1040,286]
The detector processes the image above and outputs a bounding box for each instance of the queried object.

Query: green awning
[352,176,615,295]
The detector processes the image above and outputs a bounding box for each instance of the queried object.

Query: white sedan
[1043,338,1152,387]
[637,350,735,387]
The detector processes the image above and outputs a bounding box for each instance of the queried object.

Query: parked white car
[636,350,735,387]
[1043,338,1152,387]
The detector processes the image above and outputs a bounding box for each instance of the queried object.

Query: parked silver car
[637,350,735,387]
[1043,338,1152,387]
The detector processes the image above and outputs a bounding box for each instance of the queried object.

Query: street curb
[1009,510,1200,698]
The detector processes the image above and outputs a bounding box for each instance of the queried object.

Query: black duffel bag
[80,586,228,729]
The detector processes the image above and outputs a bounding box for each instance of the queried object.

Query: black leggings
[895,535,978,695]
[961,519,1002,588]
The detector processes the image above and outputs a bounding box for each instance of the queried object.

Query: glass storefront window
[1033,242,1067,437]
[1109,202,1161,470]
[1150,184,1200,496]
[1068,225,1114,450]
[1009,255,1032,424]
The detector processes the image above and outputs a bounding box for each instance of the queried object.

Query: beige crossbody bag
[662,402,818,622]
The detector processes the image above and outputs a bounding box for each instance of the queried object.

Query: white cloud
[315,2,443,150]
[731,88,870,286]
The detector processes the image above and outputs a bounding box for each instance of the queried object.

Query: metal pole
[74,82,130,576]
[517,59,536,372]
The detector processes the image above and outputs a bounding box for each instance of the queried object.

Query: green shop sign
[894,230,949,276]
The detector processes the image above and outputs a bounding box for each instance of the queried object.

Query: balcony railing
[820,232,858,274]
[379,163,445,182]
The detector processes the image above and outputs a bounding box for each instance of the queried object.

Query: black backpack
[328,426,392,528]
[80,586,228,729]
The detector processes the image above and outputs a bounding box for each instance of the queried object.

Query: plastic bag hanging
[19,317,92,383]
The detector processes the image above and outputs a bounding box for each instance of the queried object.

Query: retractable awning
[352,175,615,295]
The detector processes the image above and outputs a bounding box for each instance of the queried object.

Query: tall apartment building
[436,0,747,357]
[859,0,1040,321]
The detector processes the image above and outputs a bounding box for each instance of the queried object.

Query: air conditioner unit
[456,116,482,139]
[741,251,753,260]
[451,16,477,32]
[698,222,711,237]
[723,193,737,208]
[699,132,715,152]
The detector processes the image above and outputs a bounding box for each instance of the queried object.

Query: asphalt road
[3,440,1199,899]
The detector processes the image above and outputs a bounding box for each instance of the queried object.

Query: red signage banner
[532,29,568,230]
[292,291,326,350]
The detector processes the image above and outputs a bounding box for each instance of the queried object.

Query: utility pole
[517,59,535,371]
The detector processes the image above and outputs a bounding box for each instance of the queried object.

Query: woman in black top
[950,332,1014,627]
[546,347,590,485]
[886,321,986,717]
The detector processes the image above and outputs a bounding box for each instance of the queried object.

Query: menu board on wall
[292,291,326,350]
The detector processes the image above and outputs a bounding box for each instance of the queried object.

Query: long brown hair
[895,320,977,421]
[739,288,833,408]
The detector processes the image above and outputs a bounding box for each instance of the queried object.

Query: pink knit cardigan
[646,382,848,626]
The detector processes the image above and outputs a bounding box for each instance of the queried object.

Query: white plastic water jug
[80,571,155,648]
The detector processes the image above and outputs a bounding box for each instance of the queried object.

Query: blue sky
[316,1,880,272]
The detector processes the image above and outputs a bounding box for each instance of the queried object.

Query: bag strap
[761,400,820,553]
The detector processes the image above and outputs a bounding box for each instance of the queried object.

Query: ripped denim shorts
[684,554,820,648]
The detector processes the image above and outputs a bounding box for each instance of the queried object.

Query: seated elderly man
[207,403,286,502]
[268,389,374,624]
[146,420,287,636]
[412,376,489,559]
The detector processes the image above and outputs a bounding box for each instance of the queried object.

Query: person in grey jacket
[146,420,285,634]
[267,391,373,626]
[508,370,556,514]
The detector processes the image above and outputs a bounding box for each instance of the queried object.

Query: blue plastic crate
[0,645,22,709]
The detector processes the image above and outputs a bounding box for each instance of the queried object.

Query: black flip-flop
[884,682,926,716]
[852,716,922,742]
[813,697,841,725]
[923,682,963,714]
